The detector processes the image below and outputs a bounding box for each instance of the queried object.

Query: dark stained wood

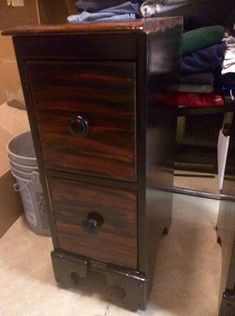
[2,17,182,36]
[26,61,136,181]
[47,169,138,191]
[51,250,147,311]
[48,177,138,269]
[137,25,182,287]
[51,250,89,288]
[6,18,183,310]
[105,263,147,310]
[13,34,138,60]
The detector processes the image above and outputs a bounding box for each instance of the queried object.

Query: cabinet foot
[51,250,148,311]
[220,289,235,316]
[105,264,147,311]
[51,250,88,288]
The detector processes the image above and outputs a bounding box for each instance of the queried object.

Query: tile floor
[0,193,221,316]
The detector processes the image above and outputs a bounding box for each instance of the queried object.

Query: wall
[0,0,39,105]
[0,0,38,30]
[0,0,75,104]
[0,35,22,104]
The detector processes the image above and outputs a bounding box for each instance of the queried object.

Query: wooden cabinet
[3,18,182,310]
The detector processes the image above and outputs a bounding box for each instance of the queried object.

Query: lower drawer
[48,177,138,269]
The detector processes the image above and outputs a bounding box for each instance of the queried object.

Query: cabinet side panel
[146,25,182,284]
[137,24,182,283]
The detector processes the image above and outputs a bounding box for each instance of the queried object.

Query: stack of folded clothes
[219,35,235,99]
[67,0,141,23]
[139,0,229,31]
[140,0,193,18]
[156,25,226,107]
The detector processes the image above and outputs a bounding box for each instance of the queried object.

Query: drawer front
[26,61,136,181]
[48,177,138,269]
[15,34,137,60]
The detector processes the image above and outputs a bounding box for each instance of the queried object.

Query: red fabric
[153,91,224,107]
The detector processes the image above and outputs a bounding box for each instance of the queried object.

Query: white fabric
[222,36,235,74]
[140,0,191,17]
[222,64,235,74]
[217,129,230,191]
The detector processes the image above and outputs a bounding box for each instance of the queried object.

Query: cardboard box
[0,170,23,237]
[0,103,29,237]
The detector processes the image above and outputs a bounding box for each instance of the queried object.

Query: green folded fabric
[182,25,225,55]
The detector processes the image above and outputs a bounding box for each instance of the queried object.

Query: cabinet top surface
[2,17,182,36]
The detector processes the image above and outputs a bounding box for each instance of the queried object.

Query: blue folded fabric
[99,1,139,14]
[68,12,136,23]
[181,42,226,74]
[75,0,138,13]
[68,1,139,23]
[219,85,235,92]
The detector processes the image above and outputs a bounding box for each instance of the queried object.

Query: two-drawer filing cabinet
[3,18,182,310]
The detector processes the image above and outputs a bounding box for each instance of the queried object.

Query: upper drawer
[14,34,137,60]
[26,61,136,181]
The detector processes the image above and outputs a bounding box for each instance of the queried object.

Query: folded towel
[153,91,224,107]
[99,1,140,14]
[166,84,214,93]
[182,25,225,55]
[181,43,226,74]
[67,12,136,23]
[68,1,139,23]
[75,0,138,12]
[158,72,214,85]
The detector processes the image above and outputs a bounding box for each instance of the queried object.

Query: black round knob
[69,115,88,137]
[82,212,104,234]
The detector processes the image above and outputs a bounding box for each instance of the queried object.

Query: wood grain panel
[49,177,138,269]
[26,61,136,181]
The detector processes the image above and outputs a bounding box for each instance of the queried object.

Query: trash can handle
[13,183,22,192]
